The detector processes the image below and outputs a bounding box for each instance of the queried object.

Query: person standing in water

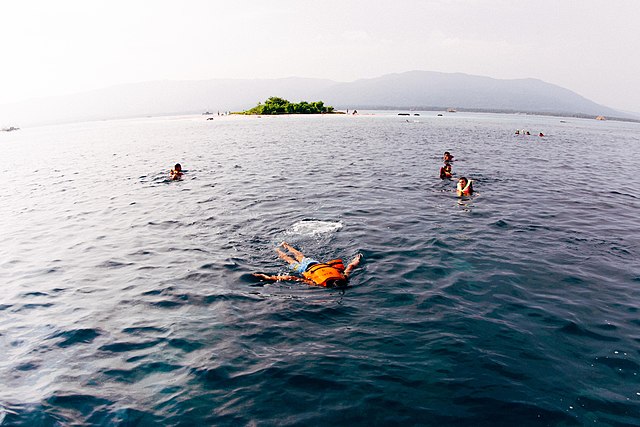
[440,162,453,179]
[457,177,473,196]
[170,163,183,180]
[253,242,363,288]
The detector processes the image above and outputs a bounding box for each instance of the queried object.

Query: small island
[236,97,335,115]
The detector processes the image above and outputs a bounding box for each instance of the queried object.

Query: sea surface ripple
[1,112,640,426]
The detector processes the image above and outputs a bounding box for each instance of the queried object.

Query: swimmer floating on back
[170,163,183,180]
[457,176,473,197]
[253,242,362,288]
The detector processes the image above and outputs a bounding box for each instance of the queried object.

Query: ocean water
[1,112,639,426]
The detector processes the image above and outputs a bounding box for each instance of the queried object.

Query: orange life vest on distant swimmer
[302,259,346,286]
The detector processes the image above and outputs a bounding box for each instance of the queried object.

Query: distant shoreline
[6,108,640,130]
[343,106,640,124]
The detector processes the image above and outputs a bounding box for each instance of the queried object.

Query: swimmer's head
[458,177,468,186]
[326,278,348,288]
[174,163,182,172]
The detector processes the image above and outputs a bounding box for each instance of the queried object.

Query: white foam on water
[0,405,14,425]
[0,407,18,426]
[288,220,343,236]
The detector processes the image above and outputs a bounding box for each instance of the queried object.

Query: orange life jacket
[457,180,472,196]
[302,259,346,286]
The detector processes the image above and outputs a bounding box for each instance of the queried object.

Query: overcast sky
[1,0,638,112]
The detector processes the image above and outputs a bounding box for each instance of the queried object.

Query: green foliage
[240,97,334,115]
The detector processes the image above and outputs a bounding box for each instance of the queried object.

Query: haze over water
[1,112,639,425]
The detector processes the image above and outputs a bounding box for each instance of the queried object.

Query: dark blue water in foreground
[1,112,640,426]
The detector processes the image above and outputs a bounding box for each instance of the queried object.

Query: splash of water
[288,220,343,236]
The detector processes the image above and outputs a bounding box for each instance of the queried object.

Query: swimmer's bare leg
[276,248,297,265]
[280,241,305,262]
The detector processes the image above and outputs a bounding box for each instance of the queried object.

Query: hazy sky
[1,0,639,112]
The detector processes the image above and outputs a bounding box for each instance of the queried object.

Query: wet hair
[174,163,182,171]
[327,278,348,288]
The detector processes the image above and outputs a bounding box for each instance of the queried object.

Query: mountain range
[1,71,635,127]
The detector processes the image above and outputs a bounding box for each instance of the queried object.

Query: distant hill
[315,71,633,119]
[0,71,636,126]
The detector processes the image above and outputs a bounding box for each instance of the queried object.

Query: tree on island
[239,97,334,115]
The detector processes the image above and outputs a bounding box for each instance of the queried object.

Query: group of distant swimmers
[168,163,362,288]
[515,129,544,137]
[169,150,477,289]
[168,127,548,289]
[169,149,479,288]
[439,151,473,197]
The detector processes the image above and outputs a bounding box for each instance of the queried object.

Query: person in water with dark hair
[443,151,454,162]
[457,176,473,197]
[439,162,453,179]
[253,242,363,288]
[170,163,183,180]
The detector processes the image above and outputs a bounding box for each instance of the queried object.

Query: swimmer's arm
[252,273,290,281]
[253,273,312,285]
[344,253,363,277]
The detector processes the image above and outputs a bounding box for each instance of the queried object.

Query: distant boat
[595,115,606,121]
[202,111,213,115]
[1,126,20,132]
[437,113,443,116]
[447,108,457,113]
[398,113,410,116]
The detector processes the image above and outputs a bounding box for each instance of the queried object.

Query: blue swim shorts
[290,257,319,274]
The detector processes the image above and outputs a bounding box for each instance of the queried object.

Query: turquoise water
[1,112,639,426]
